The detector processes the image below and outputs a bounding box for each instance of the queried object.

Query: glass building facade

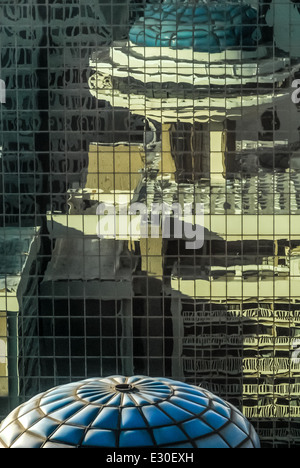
[1,0,300,448]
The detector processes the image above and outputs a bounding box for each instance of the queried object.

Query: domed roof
[0,376,260,448]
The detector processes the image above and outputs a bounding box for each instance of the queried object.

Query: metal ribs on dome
[0,376,260,448]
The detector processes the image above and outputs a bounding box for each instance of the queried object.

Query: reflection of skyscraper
[0,1,44,227]
[0,227,40,418]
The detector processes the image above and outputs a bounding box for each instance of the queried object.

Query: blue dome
[129,1,261,53]
[0,376,260,448]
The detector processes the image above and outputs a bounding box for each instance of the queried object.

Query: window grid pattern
[0,0,300,448]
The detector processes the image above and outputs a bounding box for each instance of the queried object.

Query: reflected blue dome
[0,376,260,448]
[129,1,261,53]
